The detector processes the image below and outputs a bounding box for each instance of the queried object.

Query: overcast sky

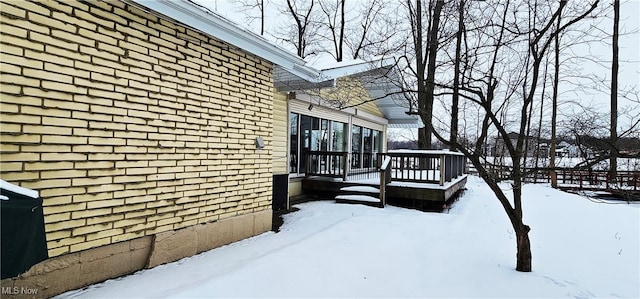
[195,0,639,139]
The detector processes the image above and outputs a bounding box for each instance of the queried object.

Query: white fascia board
[354,109,389,126]
[320,56,396,78]
[130,0,321,82]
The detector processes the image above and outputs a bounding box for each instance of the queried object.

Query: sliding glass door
[351,125,383,169]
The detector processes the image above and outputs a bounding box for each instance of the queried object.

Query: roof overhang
[346,60,423,129]
[129,0,421,128]
[282,56,423,128]
[130,0,322,83]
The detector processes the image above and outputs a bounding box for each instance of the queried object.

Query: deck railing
[380,151,466,185]
[305,151,349,181]
[305,150,467,186]
[556,169,639,191]
[477,163,640,190]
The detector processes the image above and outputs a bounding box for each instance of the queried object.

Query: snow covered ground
[57,176,639,298]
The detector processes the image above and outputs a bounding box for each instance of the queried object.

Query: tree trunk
[260,0,264,36]
[515,223,532,272]
[423,0,444,150]
[418,127,430,149]
[450,0,464,151]
[473,159,533,273]
[550,9,561,188]
[337,0,345,62]
[609,0,619,182]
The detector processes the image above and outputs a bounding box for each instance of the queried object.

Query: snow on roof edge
[308,54,397,78]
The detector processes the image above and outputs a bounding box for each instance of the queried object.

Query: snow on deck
[339,186,380,193]
[335,194,381,203]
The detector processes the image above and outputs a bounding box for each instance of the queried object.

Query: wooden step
[335,194,383,208]
[339,186,380,193]
[338,186,380,198]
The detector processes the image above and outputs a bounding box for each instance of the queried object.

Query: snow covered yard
[58,176,639,298]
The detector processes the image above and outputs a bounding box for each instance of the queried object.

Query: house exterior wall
[273,91,288,174]
[358,103,384,118]
[0,0,274,295]
[332,76,384,118]
[303,77,384,118]
[284,78,388,199]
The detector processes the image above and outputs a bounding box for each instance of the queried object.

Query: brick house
[0,1,417,297]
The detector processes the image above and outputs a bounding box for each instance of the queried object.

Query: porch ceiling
[353,68,423,129]
[373,93,422,129]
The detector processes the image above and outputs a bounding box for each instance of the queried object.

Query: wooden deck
[301,150,468,211]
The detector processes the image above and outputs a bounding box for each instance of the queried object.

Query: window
[289,113,298,173]
[331,121,346,152]
[351,125,362,168]
[290,111,383,174]
[373,130,382,153]
[299,115,313,173]
[352,126,382,169]
[291,114,335,174]
[363,128,372,167]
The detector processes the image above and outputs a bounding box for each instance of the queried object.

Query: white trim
[318,56,396,79]
[289,98,351,124]
[290,96,388,128]
[354,109,389,126]
[352,117,385,132]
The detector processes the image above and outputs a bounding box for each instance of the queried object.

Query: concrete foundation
[0,210,272,299]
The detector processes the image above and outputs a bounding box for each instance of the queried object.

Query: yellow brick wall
[0,0,274,257]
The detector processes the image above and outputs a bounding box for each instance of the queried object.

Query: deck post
[342,152,348,181]
[379,171,386,207]
[379,156,391,208]
[439,154,445,186]
[305,152,310,179]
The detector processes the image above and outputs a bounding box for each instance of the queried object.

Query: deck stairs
[335,185,383,208]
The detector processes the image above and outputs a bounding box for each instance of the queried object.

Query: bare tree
[550,0,638,179]
[346,0,403,59]
[276,0,321,58]
[450,0,465,150]
[430,0,600,272]
[549,7,561,188]
[233,0,266,35]
[403,0,446,149]
[318,0,346,61]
